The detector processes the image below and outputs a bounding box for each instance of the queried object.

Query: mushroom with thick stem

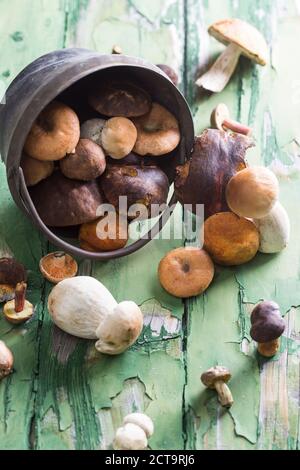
[0,341,14,380]
[201,366,234,408]
[48,277,143,355]
[196,19,268,93]
[0,257,27,303]
[39,252,78,284]
[113,413,154,450]
[250,301,285,357]
[3,282,34,324]
[211,103,252,136]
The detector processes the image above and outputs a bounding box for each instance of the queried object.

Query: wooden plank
[185,0,300,450]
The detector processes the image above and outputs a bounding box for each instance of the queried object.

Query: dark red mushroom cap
[250,301,285,343]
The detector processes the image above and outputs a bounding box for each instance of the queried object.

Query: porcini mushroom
[204,212,260,266]
[101,117,137,159]
[24,101,80,161]
[175,129,252,219]
[158,247,214,298]
[0,341,14,380]
[254,202,290,254]
[156,64,179,86]
[80,119,106,147]
[113,413,154,450]
[226,166,279,219]
[201,366,234,408]
[48,277,143,355]
[3,282,34,324]
[0,257,27,303]
[21,154,54,187]
[132,103,181,156]
[89,81,152,118]
[196,18,268,93]
[60,139,106,181]
[39,252,78,284]
[211,103,252,136]
[250,301,285,357]
[29,171,104,227]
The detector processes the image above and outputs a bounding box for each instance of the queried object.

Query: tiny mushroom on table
[196,18,268,93]
[211,103,252,136]
[250,301,285,357]
[3,282,34,324]
[113,413,154,450]
[39,252,78,284]
[0,341,14,380]
[201,366,234,408]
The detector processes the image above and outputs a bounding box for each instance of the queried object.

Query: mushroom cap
[60,139,106,181]
[39,252,78,284]
[201,366,232,388]
[80,118,106,147]
[123,413,154,438]
[226,166,279,219]
[0,340,14,378]
[3,299,34,324]
[0,258,27,287]
[210,103,230,130]
[79,215,128,252]
[209,18,269,66]
[250,301,285,342]
[101,117,137,159]
[254,201,291,254]
[113,423,148,450]
[21,154,54,187]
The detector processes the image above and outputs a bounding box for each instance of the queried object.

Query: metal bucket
[0,48,194,260]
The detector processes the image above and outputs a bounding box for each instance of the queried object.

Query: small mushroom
[0,257,27,303]
[24,101,80,161]
[132,103,181,157]
[29,171,104,227]
[80,119,106,147]
[158,247,214,298]
[3,282,34,324]
[60,139,106,181]
[204,212,259,266]
[250,301,285,357]
[211,103,252,136]
[111,45,123,55]
[196,18,268,93]
[201,366,233,408]
[254,202,291,254]
[101,117,137,159]
[226,166,279,219]
[79,215,128,252]
[48,277,143,355]
[21,154,54,187]
[39,252,78,284]
[0,341,14,380]
[156,64,179,86]
[113,413,154,450]
[89,81,152,118]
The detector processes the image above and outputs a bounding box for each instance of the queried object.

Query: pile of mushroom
[23,77,181,252]
[113,413,154,450]
[47,276,143,355]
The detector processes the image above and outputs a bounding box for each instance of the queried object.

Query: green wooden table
[1,0,300,451]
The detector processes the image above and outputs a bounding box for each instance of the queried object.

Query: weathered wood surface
[0,0,300,450]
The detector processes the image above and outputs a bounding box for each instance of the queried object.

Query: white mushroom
[0,341,14,380]
[254,201,290,254]
[47,276,143,355]
[80,119,106,147]
[113,413,154,450]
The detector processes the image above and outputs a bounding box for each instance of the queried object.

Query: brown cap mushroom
[3,282,34,324]
[89,81,152,118]
[60,139,106,181]
[211,103,252,136]
[24,101,80,161]
[101,117,137,159]
[21,154,54,187]
[201,366,233,408]
[0,258,27,303]
[250,301,285,357]
[39,252,78,284]
[79,215,128,252]
[196,18,269,93]
[29,171,104,227]
[226,166,279,219]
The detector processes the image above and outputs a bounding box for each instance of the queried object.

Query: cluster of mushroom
[22,80,181,252]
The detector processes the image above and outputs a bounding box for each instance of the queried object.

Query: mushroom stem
[258,338,280,358]
[196,43,242,93]
[14,282,27,313]
[222,118,252,136]
[214,380,234,408]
